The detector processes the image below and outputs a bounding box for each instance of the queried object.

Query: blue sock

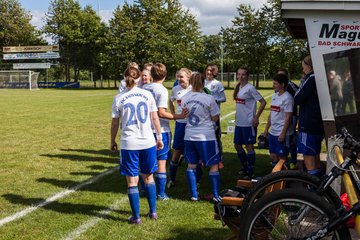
[237,151,248,172]
[196,163,203,184]
[209,171,220,199]
[307,168,324,178]
[169,161,178,182]
[127,186,140,219]
[247,151,256,175]
[155,172,167,197]
[186,169,198,199]
[145,182,157,214]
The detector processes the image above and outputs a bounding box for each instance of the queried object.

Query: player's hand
[110,142,118,152]
[180,108,189,119]
[156,139,164,150]
[278,133,285,143]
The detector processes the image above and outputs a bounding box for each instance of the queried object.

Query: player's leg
[234,126,248,176]
[139,146,158,219]
[120,149,141,224]
[197,140,221,202]
[184,140,199,201]
[244,127,257,178]
[168,122,186,188]
[154,132,171,200]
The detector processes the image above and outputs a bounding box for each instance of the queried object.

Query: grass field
[0,82,288,240]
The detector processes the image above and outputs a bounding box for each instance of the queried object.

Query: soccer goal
[0,70,40,90]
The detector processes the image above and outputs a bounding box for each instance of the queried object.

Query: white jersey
[235,83,263,127]
[143,82,171,133]
[181,92,220,141]
[112,87,157,150]
[170,85,192,123]
[269,91,294,136]
[204,79,226,108]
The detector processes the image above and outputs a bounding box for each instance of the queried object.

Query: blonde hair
[124,66,141,88]
[142,69,153,83]
[178,67,192,80]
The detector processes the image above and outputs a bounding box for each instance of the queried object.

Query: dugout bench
[214,159,287,240]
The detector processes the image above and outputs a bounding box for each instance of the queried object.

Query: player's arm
[150,111,164,150]
[216,86,226,103]
[264,114,271,138]
[168,98,175,114]
[253,98,266,127]
[110,118,119,152]
[279,112,292,142]
[158,107,187,120]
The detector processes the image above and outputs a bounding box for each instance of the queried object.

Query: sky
[19,0,267,35]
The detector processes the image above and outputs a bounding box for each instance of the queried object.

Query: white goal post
[0,70,40,90]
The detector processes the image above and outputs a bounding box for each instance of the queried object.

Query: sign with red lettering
[306,19,360,49]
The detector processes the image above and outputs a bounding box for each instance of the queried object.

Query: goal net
[0,70,40,90]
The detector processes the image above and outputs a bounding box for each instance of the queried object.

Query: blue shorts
[172,122,186,151]
[269,134,291,157]
[154,132,172,160]
[120,146,158,176]
[184,140,220,167]
[297,132,324,156]
[234,126,257,145]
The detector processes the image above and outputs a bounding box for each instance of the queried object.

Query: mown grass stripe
[0,167,118,227]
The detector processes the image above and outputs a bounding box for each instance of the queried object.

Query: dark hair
[151,63,167,81]
[277,68,289,77]
[303,55,312,68]
[273,73,289,87]
[124,66,141,88]
[190,72,204,92]
[203,64,219,78]
[233,67,250,100]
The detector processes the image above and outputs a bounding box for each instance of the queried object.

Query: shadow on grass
[40,153,118,164]
[59,149,118,157]
[36,168,126,194]
[2,194,130,222]
[165,226,228,240]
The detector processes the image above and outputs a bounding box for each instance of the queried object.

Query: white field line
[0,167,118,228]
[62,197,128,240]
[220,93,273,121]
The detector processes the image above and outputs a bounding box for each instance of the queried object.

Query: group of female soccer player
[110,55,325,224]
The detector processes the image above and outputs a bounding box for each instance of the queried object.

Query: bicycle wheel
[240,171,342,219]
[239,189,351,240]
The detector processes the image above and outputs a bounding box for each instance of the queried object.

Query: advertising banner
[3,52,60,60]
[13,63,52,69]
[3,45,59,53]
[306,20,360,50]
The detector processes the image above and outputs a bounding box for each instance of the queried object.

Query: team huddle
[110,55,325,225]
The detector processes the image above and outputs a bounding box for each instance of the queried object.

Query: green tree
[106,0,203,77]
[222,4,271,87]
[263,0,307,78]
[0,0,43,65]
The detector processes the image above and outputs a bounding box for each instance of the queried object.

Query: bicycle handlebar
[341,127,360,152]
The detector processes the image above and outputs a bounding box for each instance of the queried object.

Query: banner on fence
[3,52,60,60]
[3,45,59,53]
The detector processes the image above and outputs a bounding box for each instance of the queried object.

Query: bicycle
[239,128,360,240]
